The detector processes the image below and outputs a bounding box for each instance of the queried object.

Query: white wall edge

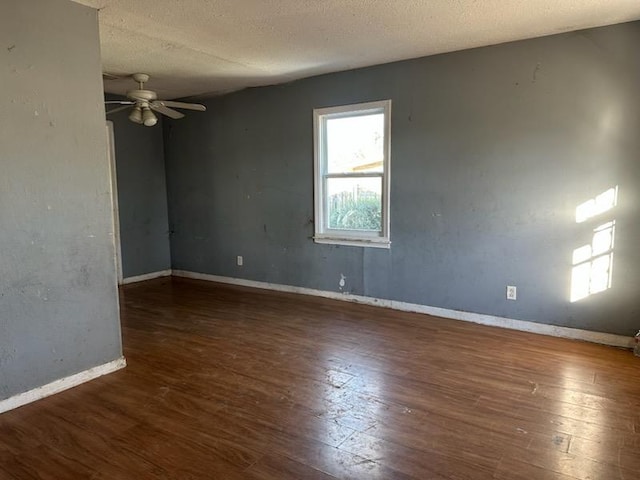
[121,269,172,285]
[172,270,634,349]
[0,357,126,415]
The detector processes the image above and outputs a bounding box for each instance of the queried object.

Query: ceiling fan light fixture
[142,107,158,127]
[129,106,143,124]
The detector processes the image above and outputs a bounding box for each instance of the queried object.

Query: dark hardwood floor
[1,277,639,479]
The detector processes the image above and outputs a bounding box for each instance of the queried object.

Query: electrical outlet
[506,285,517,300]
[236,255,243,266]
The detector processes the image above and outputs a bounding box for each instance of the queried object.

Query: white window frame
[313,100,391,248]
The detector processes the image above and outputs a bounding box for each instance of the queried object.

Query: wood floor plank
[339,430,493,479]
[493,455,580,480]
[0,276,638,479]
[245,452,339,480]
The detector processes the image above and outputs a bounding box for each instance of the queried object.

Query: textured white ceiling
[73,0,640,99]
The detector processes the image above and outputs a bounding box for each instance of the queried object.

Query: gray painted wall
[107,99,171,279]
[0,0,122,400]
[164,22,640,336]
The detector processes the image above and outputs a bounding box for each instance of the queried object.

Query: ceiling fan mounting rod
[132,73,150,85]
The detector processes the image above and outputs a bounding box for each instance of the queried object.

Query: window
[313,100,391,248]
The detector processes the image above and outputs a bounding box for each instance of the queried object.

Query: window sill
[313,236,391,249]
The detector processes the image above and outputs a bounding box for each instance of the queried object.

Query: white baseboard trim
[172,270,634,349]
[0,356,126,414]
[121,269,172,285]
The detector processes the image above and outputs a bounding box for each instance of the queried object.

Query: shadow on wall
[570,186,618,303]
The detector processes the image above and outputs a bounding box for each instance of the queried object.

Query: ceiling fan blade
[155,100,206,112]
[105,100,135,105]
[102,72,121,81]
[106,105,132,115]
[150,103,185,119]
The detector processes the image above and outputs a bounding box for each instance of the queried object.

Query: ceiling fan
[105,73,206,126]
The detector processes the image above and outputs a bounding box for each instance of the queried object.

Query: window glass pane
[326,113,384,174]
[326,177,382,231]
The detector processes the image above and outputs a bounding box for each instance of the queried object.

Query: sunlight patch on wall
[575,186,617,223]
[570,187,618,303]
